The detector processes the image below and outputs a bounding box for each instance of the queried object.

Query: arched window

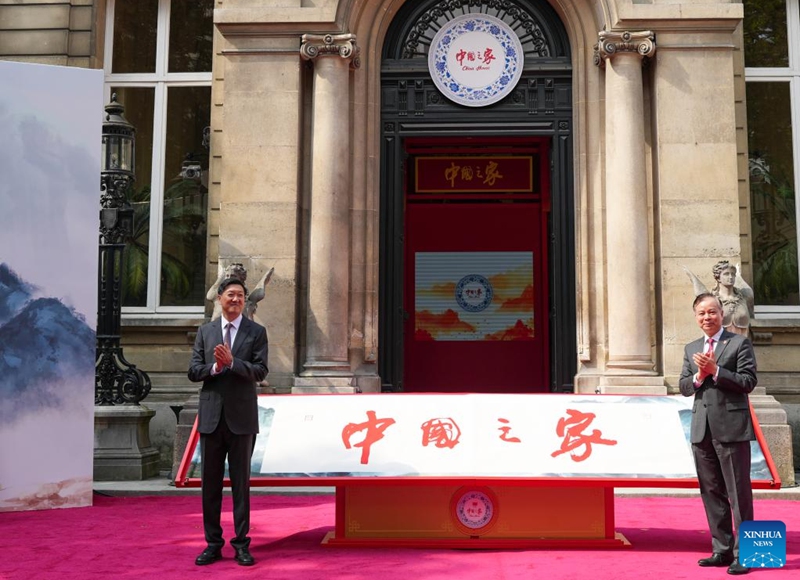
[384,0,569,62]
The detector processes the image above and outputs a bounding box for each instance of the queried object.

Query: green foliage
[754,240,799,303]
[750,165,799,305]
[743,0,790,68]
[121,178,207,307]
[121,184,150,306]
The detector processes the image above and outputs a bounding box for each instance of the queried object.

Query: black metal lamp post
[95,94,151,406]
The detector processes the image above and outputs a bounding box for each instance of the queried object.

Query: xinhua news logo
[739,520,786,569]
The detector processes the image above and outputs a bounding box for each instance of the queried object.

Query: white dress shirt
[693,327,724,387]
[212,314,243,375]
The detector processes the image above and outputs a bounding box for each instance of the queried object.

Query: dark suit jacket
[188,316,268,435]
[679,330,756,444]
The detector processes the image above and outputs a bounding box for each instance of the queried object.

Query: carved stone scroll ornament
[594,30,656,67]
[300,33,361,68]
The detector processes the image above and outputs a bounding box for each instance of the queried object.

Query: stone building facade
[1,0,797,481]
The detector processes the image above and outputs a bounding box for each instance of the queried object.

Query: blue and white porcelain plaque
[428,14,524,107]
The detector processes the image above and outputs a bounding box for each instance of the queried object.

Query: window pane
[168,0,214,73]
[743,0,789,68]
[110,88,155,307]
[112,0,159,73]
[160,87,211,306]
[747,81,799,305]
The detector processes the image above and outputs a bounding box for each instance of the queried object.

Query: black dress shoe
[195,547,222,566]
[728,561,750,575]
[698,553,734,567]
[234,547,255,566]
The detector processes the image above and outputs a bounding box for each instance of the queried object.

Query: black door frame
[378,0,575,392]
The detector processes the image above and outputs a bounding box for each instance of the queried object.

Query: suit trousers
[200,412,255,550]
[692,425,753,557]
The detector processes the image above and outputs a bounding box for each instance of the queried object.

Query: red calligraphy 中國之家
[551,409,617,462]
[421,417,461,449]
[342,410,396,464]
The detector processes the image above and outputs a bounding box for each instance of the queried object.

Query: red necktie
[706,338,715,359]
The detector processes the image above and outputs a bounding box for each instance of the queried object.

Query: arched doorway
[378,0,575,393]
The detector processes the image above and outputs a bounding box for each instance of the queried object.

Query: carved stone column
[595,31,662,392]
[297,34,360,391]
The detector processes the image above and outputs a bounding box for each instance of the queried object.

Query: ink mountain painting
[0,60,102,512]
[415,252,535,341]
[0,263,96,512]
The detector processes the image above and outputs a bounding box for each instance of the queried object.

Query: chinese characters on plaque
[415,156,533,193]
[444,160,503,187]
[249,395,726,478]
[428,14,524,107]
[342,409,616,465]
[183,394,774,482]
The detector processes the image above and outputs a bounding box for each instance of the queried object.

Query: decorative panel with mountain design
[0,61,101,512]
[415,252,534,341]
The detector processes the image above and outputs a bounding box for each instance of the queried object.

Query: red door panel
[402,137,551,393]
[403,201,549,393]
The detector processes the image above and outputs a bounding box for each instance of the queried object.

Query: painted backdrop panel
[415,251,534,341]
[0,61,102,512]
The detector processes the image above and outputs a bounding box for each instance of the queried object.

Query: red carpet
[0,494,796,579]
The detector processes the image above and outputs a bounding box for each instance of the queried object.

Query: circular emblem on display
[455,274,493,312]
[428,14,524,107]
[451,488,498,535]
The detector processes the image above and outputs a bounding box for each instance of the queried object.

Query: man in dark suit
[680,292,757,575]
[188,277,268,567]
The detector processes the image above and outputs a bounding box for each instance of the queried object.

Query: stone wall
[0,0,100,68]
[753,319,800,472]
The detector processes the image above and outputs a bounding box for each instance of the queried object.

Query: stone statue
[244,267,274,320]
[684,260,755,336]
[206,262,274,321]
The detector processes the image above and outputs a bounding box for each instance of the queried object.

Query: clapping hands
[693,351,717,381]
[214,343,233,370]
